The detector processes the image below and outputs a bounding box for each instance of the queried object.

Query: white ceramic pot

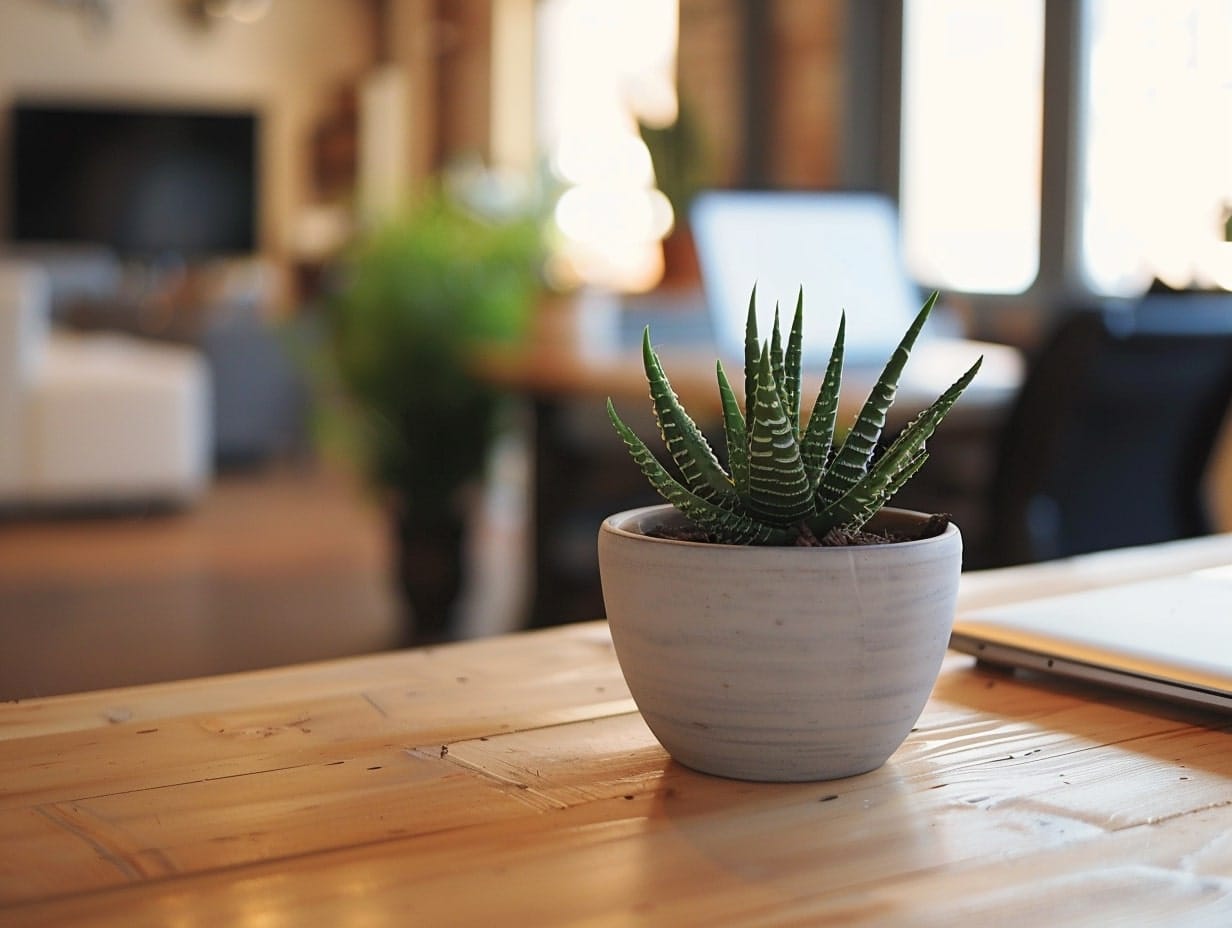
[598,504,962,782]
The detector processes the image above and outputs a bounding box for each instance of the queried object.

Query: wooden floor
[0,463,407,701]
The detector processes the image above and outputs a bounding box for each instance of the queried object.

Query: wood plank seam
[33,805,149,884]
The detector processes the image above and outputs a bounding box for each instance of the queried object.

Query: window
[536,0,678,292]
[899,0,1045,295]
[1078,0,1232,295]
[899,0,1232,300]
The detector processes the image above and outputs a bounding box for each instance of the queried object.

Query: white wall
[0,0,377,275]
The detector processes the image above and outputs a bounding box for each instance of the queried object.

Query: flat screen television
[7,102,258,258]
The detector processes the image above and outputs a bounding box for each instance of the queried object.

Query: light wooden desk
[3,536,1231,927]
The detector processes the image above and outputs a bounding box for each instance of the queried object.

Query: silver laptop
[689,189,926,366]
[949,566,1232,712]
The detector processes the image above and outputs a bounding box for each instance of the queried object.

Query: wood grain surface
[2,536,1231,926]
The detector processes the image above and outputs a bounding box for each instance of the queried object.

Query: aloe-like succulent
[607,288,982,545]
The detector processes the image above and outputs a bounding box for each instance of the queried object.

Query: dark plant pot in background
[659,225,700,290]
[392,505,466,647]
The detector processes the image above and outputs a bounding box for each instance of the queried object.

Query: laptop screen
[689,190,925,366]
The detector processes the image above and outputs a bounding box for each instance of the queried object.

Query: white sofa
[0,261,212,508]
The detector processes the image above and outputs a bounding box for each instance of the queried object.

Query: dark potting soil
[646,513,952,547]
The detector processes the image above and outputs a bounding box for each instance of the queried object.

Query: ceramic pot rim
[600,503,959,552]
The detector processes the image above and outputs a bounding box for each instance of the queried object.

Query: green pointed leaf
[817,448,930,534]
[613,282,975,547]
[800,312,845,488]
[641,328,735,503]
[877,448,930,508]
[818,354,982,529]
[745,346,815,526]
[866,355,982,489]
[608,399,786,545]
[716,360,749,494]
[743,285,759,417]
[769,303,791,418]
[784,288,804,435]
[820,291,940,502]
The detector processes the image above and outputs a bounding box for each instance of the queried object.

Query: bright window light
[900,0,1045,294]
[1079,0,1232,296]
[537,0,678,292]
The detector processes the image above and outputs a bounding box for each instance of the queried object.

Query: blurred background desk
[476,294,1025,628]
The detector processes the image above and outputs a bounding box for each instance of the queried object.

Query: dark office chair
[975,291,1232,569]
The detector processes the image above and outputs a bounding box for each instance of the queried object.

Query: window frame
[843,0,1104,339]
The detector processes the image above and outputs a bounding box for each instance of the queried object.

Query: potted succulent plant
[598,288,980,781]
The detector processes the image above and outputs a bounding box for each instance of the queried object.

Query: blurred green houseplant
[638,101,709,224]
[639,99,711,286]
[326,185,543,644]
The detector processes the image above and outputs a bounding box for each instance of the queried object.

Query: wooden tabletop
[3,536,1232,926]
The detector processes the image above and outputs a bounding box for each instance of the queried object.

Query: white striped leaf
[640,328,736,504]
[607,399,788,545]
[817,353,981,531]
[819,291,939,502]
[743,285,760,418]
[800,312,845,489]
[783,289,805,435]
[745,346,815,527]
[769,304,792,422]
[716,360,749,495]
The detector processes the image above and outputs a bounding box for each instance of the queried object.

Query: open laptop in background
[689,189,931,366]
[950,566,1232,712]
